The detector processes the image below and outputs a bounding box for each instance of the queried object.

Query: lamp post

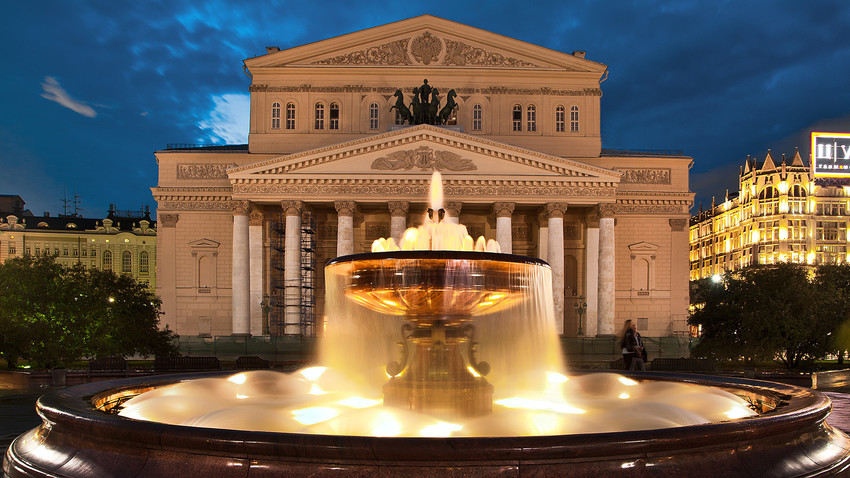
[574,295,587,336]
[261,294,271,336]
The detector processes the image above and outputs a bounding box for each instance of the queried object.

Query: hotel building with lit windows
[690,144,850,280]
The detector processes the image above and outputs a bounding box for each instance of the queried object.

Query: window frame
[285,103,296,130]
[271,102,281,129]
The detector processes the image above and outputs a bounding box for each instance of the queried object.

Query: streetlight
[261,294,271,336]
[574,295,587,336]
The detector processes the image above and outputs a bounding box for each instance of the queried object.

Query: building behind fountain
[152,16,693,356]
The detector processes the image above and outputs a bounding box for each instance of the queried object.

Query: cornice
[249,84,601,97]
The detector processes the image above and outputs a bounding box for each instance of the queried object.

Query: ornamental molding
[159,201,233,211]
[334,200,357,216]
[669,218,688,231]
[152,186,233,202]
[546,203,569,219]
[493,202,516,217]
[232,201,250,216]
[230,125,614,179]
[177,163,237,179]
[249,206,264,226]
[387,201,409,216]
[281,200,303,216]
[617,168,671,184]
[615,198,691,215]
[309,31,542,68]
[371,146,477,171]
[599,204,617,218]
[159,214,179,227]
[232,180,616,199]
[249,84,599,97]
[444,201,463,217]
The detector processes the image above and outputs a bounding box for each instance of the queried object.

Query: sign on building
[812,132,850,177]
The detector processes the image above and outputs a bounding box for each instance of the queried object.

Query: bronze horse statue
[391,90,413,124]
[438,89,458,125]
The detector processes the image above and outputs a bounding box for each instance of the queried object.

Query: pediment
[628,242,659,255]
[189,238,220,249]
[245,15,606,72]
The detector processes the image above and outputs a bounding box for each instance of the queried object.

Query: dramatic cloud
[40,76,97,118]
[198,93,249,144]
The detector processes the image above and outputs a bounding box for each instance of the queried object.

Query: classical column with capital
[248,206,264,336]
[335,201,356,257]
[444,201,462,224]
[388,201,409,244]
[231,201,251,335]
[282,200,303,335]
[584,209,600,337]
[597,204,616,335]
[493,202,515,254]
[546,203,568,334]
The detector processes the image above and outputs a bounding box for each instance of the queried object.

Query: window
[314,103,324,129]
[8,244,15,255]
[73,248,78,257]
[82,248,87,257]
[91,249,96,257]
[512,104,522,131]
[369,102,379,129]
[63,248,68,256]
[555,105,565,132]
[103,250,112,270]
[140,251,149,274]
[35,247,40,255]
[472,104,483,131]
[271,102,281,129]
[570,105,579,132]
[329,103,339,130]
[122,251,132,273]
[285,103,295,129]
[526,105,536,132]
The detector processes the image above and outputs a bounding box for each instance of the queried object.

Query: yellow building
[0,206,157,289]
[690,148,850,280]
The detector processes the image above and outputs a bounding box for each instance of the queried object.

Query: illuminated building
[690,138,850,280]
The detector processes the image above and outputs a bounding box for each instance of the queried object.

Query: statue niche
[392,79,457,126]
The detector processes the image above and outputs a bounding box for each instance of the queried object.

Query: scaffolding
[268,210,316,336]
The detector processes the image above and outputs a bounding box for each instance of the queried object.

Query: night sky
[2,1,848,218]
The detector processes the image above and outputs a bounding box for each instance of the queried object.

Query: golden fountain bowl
[326,251,550,322]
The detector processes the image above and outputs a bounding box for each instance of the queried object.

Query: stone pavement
[824,391,850,434]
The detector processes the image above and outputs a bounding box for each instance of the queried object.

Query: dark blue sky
[2,1,848,218]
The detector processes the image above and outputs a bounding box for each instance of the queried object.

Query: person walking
[619,319,646,371]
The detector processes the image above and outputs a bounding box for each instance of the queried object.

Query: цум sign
[812,132,850,177]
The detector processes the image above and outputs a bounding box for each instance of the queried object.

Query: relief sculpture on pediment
[443,39,538,67]
[371,146,477,171]
[313,39,411,65]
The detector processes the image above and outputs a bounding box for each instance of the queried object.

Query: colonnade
[231,200,617,337]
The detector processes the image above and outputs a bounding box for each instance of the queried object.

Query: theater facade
[152,16,693,340]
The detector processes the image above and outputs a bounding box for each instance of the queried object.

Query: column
[158,213,178,331]
[231,201,250,335]
[669,218,690,335]
[282,200,303,335]
[597,204,616,335]
[444,201,462,224]
[388,201,409,244]
[584,209,599,337]
[335,201,356,257]
[537,211,548,261]
[493,202,515,254]
[546,203,568,334]
[248,206,264,336]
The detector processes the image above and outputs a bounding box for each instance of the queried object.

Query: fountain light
[292,407,340,425]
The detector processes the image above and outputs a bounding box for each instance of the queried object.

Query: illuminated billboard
[812,132,850,177]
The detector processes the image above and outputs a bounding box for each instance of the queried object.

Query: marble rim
[326,251,551,268]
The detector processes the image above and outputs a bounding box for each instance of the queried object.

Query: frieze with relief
[177,164,237,180]
[314,39,411,65]
[365,223,390,241]
[371,146,477,171]
[618,168,671,184]
[444,39,537,67]
[159,201,234,211]
[565,224,580,239]
[249,85,372,93]
[234,182,615,198]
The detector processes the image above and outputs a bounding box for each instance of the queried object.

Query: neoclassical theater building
[152,16,693,341]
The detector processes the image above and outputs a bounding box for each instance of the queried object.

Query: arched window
[122,251,132,274]
[369,102,379,129]
[139,251,149,274]
[555,105,565,132]
[472,104,483,131]
[759,187,778,200]
[285,103,295,129]
[314,103,325,130]
[512,104,522,131]
[570,105,579,132]
[526,105,536,132]
[271,102,281,129]
[329,103,340,130]
[102,250,112,271]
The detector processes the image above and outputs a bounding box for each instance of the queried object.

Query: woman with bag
[618,319,646,371]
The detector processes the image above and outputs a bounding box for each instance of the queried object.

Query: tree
[689,263,829,369]
[0,254,177,368]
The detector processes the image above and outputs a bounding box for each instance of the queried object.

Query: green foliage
[689,263,850,370]
[0,254,178,368]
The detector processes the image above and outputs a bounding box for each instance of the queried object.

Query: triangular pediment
[629,242,659,254]
[189,238,220,249]
[245,15,606,73]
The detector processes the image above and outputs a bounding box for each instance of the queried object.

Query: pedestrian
[619,319,646,371]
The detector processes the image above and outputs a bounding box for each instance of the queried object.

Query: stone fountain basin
[5,372,850,477]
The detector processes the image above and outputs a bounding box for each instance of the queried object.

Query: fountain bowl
[5,371,850,477]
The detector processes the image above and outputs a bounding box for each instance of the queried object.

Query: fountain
[5,173,850,476]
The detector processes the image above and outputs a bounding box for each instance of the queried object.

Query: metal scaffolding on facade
[268,210,316,336]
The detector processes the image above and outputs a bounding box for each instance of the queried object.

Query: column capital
[281,200,303,216]
[599,203,616,219]
[537,211,548,228]
[586,208,600,228]
[232,200,250,216]
[669,218,688,231]
[334,201,357,216]
[545,202,568,219]
[493,202,516,218]
[249,205,264,226]
[444,201,463,218]
[159,213,179,228]
[388,201,409,217]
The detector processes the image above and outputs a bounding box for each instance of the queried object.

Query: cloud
[198,93,249,144]
[40,76,97,118]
